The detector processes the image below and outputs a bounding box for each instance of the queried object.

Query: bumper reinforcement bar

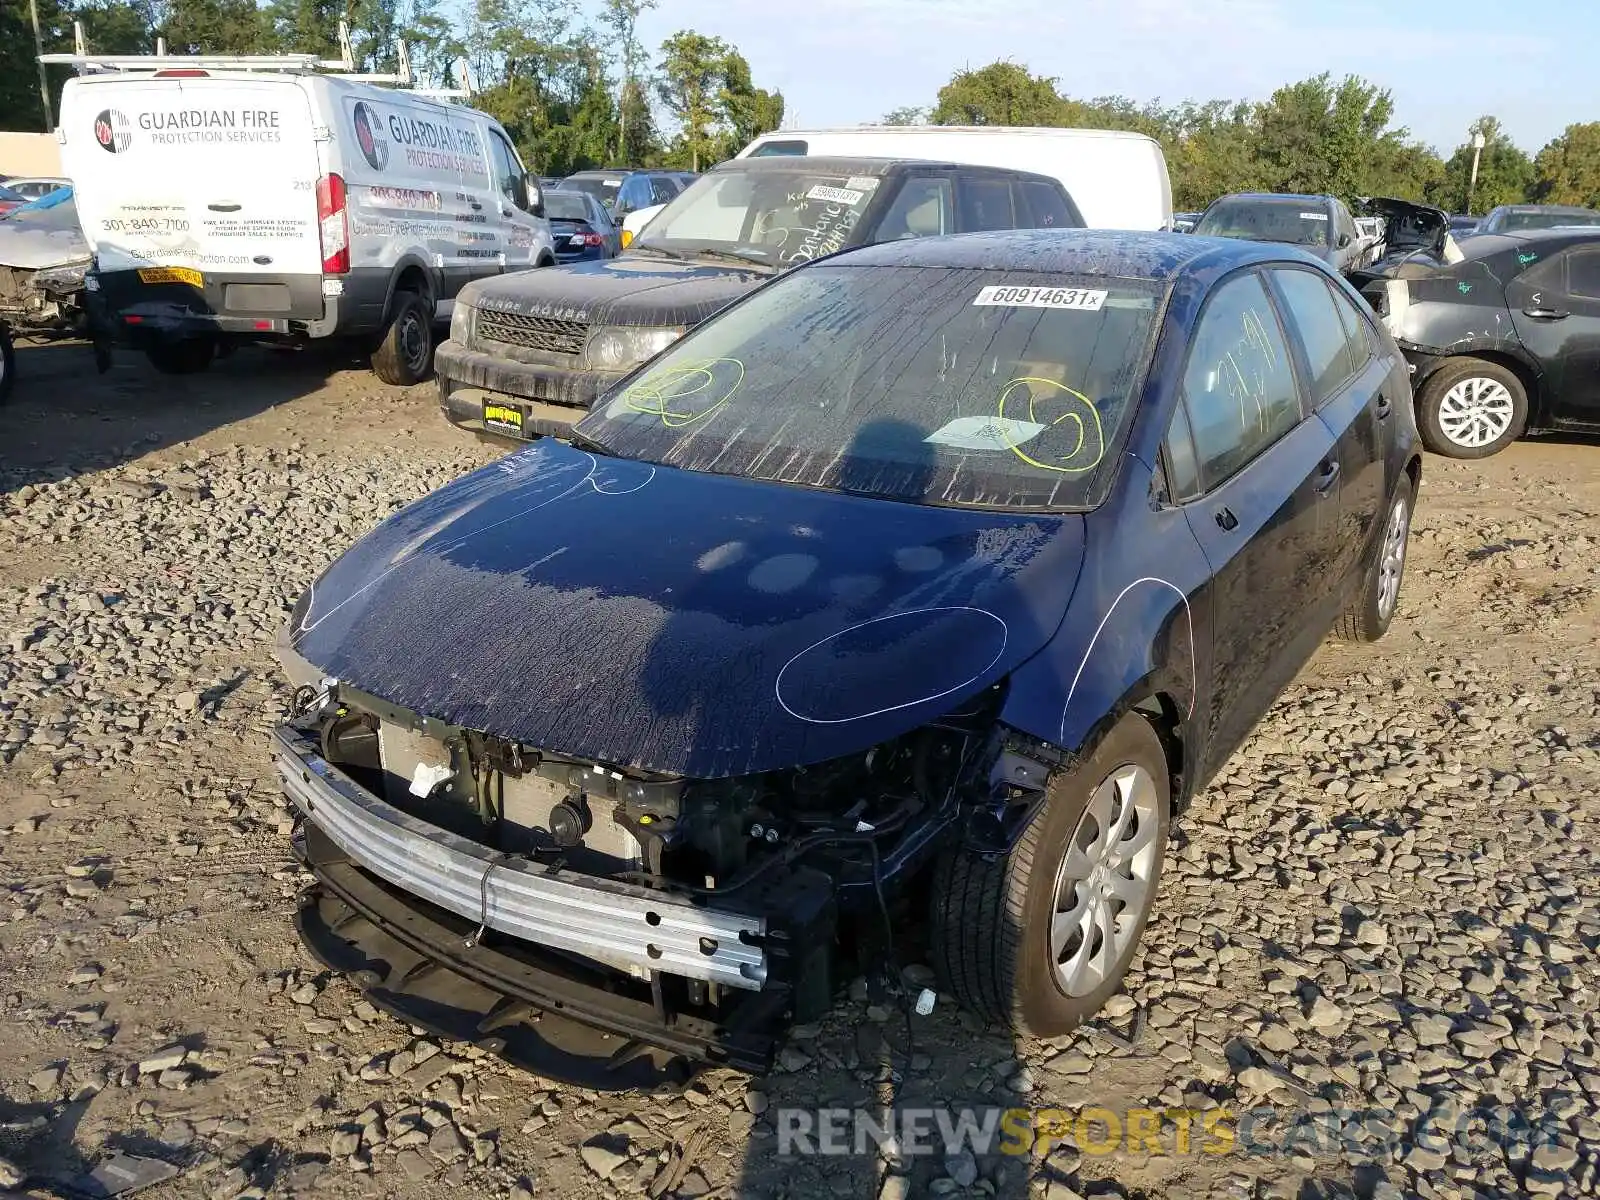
[272,726,768,990]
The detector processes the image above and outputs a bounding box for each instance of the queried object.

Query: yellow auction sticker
[137,267,203,287]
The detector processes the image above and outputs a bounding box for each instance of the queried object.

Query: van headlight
[585,325,684,371]
[450,301,475,345]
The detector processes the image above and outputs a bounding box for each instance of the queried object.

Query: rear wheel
[371,290,434,386]
[145,337,215,375]
[0,324,14,404]
[1334,479,1414,642]
[1416,358,1527,458]
[929,713,1171,1035]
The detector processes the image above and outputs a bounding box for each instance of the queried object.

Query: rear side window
[1017,181,1078,229]
[957,177,1016,232]
[649,177,679,206]
[1270,268,1356,408]
[1563,247,1600,298]
[1330,284,1376,370]
[1183,272,1302,488]
[749,140,807,157]
[875,177,953,240]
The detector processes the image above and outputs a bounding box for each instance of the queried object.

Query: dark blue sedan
[274,230,1420,1083]
[546,188,621,263]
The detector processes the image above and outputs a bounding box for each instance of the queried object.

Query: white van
[57,66,555,383]
[621,125,1172,245]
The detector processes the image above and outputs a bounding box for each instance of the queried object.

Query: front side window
[1182,272,1303,489]
[1018,181,1079,229]
[875,177,953,240]
[488,133,523,207]
[1270,268,1356,408]
[1196,198,1331,248]
[575,265,1167,510]
[637,166,893,267]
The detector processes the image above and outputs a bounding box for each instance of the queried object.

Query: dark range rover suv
[435,154,1084,442]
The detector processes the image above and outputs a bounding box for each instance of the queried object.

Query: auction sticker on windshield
[973,286,1107,311]
[1300,212,1329,221]
[807,184,866,206]
[924,415,1047,451]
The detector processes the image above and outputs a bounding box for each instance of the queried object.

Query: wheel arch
[382,256,439,323]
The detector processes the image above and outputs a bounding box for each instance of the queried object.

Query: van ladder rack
[39,18,474,97]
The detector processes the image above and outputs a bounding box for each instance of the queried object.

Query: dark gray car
[1474,205,1600,234]
[1194,192,1366,275]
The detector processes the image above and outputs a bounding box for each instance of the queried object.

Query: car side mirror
[1338,232,1352,248]
[523,173,544,219]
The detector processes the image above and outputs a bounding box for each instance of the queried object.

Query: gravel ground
[1,342,1599,1200]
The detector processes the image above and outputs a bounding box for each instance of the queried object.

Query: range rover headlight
[450,300,475,345]
[584,325,684,371]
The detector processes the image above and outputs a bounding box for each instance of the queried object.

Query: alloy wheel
[1438,377,1514,448]
[400,312,428,375]
[1048,763,1161,997]
[1377,494,1410,621]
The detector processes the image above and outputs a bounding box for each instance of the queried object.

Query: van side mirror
[523,173,544,219]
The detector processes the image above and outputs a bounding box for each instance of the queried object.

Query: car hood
[289,440,1085,779]
[461,254,765,329]
[0,214,89,270]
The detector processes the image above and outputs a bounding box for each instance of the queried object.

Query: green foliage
[930,62,1066,126]
[655,29,780,170]
[1531,123,1600,208]
[1430,117,1532,213]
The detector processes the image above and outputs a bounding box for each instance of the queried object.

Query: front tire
[930,713,1171,1036]
[1416,358,1527,458]
[1334,480,1414,642]
[145,337,216,375]
[371,290,434,386]
[0,324,14,404]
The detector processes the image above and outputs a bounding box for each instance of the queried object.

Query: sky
[632,0,1598,156]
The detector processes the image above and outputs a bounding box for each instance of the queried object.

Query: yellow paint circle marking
[621,357,746,428]
[995,377,1106,475]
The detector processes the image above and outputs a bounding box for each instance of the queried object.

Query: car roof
[1210,192,1333,204]
[1489,204,1600,215]
[706,154,1048,179]
[564,168,670,179]
[831,228,1308,280]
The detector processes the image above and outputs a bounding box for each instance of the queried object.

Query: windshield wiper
[564,427,613,457]
[629,243,689,261]
[688,247,777,272]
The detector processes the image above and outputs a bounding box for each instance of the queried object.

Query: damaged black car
[1353,199,1600,457]
[276,230,1420,1085]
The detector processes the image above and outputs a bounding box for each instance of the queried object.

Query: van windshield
[634,166,891,269]
[574,264,1165,511]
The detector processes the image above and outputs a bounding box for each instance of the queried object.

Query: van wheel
[372,290,434,386]
[929,712,1171,1035]
[1416,358,1527,458]
[0,325,15,404]
[145,338,216,375]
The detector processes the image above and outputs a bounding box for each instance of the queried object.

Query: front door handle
[1314,459,1341,494]
[1522,306,1570,320]
[1215,506,1238,531]
[1375,393,1392,418]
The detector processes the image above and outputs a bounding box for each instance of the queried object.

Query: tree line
[1,0,784,177]
[891,62,1600,214]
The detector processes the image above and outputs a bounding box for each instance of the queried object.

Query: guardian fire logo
[351,101,389,171]
[93,108,132,154]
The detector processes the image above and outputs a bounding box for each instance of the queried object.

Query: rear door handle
[1314,459,1341,494]
[1214,506,1238,532]
[1522,306,1570,320]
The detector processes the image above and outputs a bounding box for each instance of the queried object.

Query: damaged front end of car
[0,257,91,338]
[276,674,1061,1086]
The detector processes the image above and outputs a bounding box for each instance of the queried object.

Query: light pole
[1467,129,1487,215]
